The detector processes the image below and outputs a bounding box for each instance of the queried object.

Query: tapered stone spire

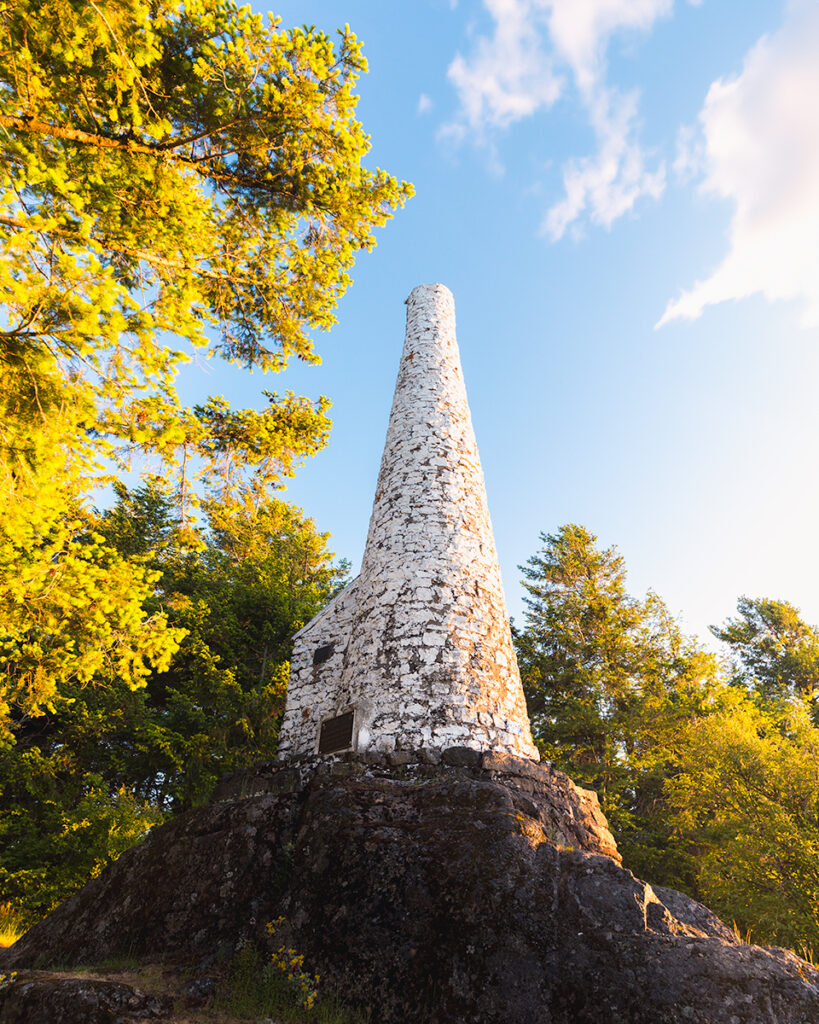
[277,283,538,761]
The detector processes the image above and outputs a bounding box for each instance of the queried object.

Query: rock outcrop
[0,975,172,1023]
[3,754,819,1023]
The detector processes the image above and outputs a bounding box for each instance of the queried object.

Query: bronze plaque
[313,643,334,665]
[319,711,354,754]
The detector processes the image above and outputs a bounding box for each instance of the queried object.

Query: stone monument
[277,282,538,761]
[6,287,819,1024]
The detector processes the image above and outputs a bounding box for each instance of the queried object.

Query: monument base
[3,758,817,1024]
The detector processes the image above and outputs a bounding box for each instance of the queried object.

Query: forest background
[1,0,818,966]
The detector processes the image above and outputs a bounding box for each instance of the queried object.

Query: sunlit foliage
[669,696,819,952]
[0,481,348,924]
[0,0,410,737]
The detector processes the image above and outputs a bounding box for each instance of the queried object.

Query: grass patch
[216,942,369,1023]
[79,953,142,973]
[28,948,143,972]
[0,905,24,948]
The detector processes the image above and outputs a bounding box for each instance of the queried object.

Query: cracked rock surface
[3,755,818,1023]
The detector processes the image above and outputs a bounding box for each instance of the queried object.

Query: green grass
[215,942,369,1023]
[79,953,142,972]
[0,905,24,948]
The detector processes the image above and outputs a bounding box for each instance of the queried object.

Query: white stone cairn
[277,283,539,761]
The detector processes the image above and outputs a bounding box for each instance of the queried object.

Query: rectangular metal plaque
[318,711,354,754]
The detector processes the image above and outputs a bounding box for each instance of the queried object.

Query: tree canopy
[0,480,348,924]
[668,694,819,953]
[711,596,819,713]
[515,525,819,953]
[514,525,722,829]
[0,0,411,739]
[0,2,409,926]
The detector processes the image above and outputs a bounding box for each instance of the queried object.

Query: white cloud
[544,87,665,239]
[417,93,434,115]
[444,0,672,235]
[659,0,819,328]
[446,0,562,134]
[546,0,672,95]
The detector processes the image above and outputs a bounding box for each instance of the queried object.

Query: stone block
[481,750,545,779]
[387,751,414,767]
[441,746,481,768]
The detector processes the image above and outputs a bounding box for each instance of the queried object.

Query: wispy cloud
[444,0,673,236]
[658,0,819,328]
[546,0,672,93]
[417,93,434,115]
[446,0,562,135]
[672,122,704,184]
[543,86,665,240]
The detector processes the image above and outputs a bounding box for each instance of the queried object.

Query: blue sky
[184,0,819,641]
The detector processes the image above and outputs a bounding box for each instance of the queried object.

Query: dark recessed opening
[313,643,335,665]
[318,711,354,754]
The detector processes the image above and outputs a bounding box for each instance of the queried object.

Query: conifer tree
[514,524,725,887]
[712,596,819,713]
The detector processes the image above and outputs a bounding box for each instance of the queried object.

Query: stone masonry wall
[278,283,538,761]
[277,578,359,757]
